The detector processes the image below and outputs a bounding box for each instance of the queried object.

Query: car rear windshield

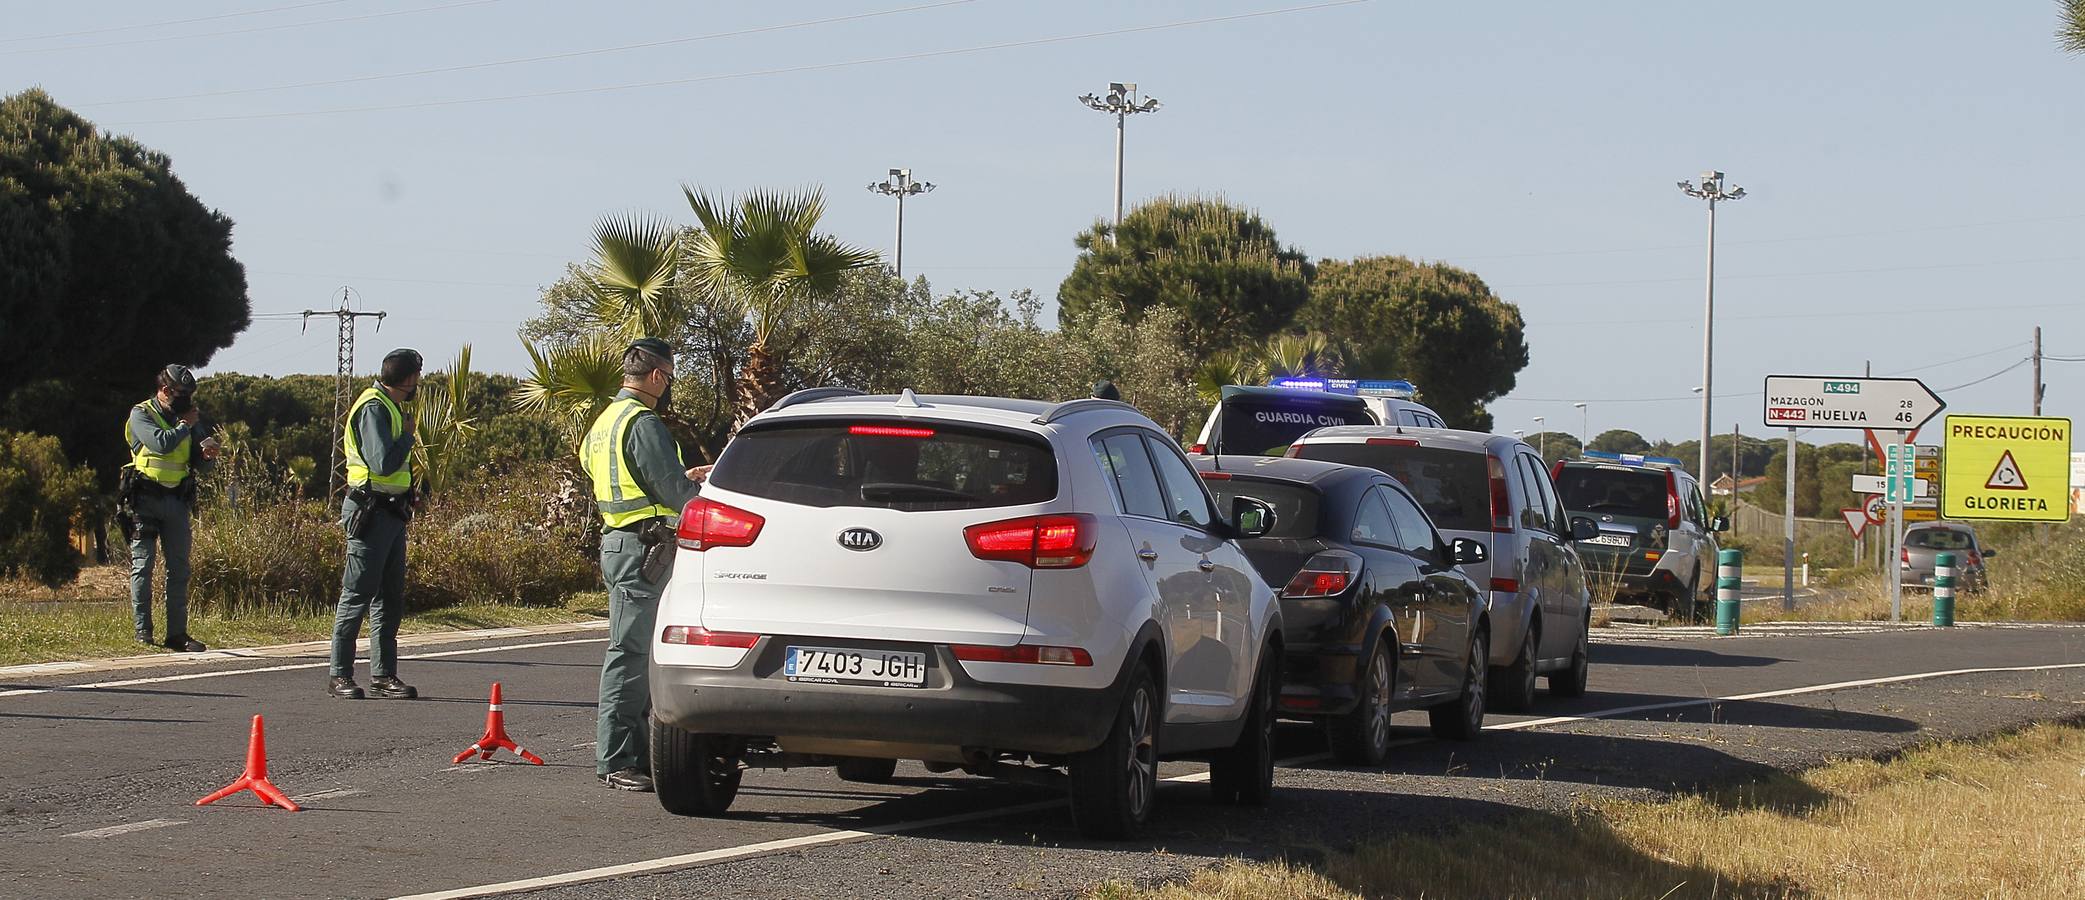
[1554,467,1668,520]
[708,420,1057,511]
[1202,478,1322,540]
[1289,444,1488,532]
[1906,529,1975,550]
[1218,397,1371,456]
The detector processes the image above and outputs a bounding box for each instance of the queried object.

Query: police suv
[1190,378,1446,457]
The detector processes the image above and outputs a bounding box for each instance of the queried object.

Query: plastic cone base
[197,714,301,811]
[452,682,545,766]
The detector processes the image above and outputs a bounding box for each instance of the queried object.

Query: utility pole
[867,168,934,279]
[1532,416,1546,458]
[302,288,386,505]
[1078,82,1161,236]
[1678,171,1746,490]
[2032,325,2044,415]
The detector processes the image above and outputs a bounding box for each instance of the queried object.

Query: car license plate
[784,646,927,687]
[1584,534,1631,547]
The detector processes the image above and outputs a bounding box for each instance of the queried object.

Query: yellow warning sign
[1941,415,2073,521]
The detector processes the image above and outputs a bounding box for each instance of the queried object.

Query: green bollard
[1715,549,1742,635]
[1933,551,1956,627]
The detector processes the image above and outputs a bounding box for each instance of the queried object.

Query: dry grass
[1744,518,2085,625]
[0,580,605,667]
[1096,722,2085,899]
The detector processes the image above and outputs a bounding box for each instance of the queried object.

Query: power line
[1497,254,2083,290]
[13,0,503,55]
[1934,357,2032,393]
[113,0,1371,125]
[1528,300,2077,328]
[1450,212,2085,263]
[0,0,349,44]
[1880,341,2033,376]
[80,0,975,108]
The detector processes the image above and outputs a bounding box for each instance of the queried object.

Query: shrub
[0,430,98,586]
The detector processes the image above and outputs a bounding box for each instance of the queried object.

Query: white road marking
[0,637,604,700]
[286,788,365,803]
[64,819,185,839]
[0,621,609,681]
[1489,661,2085,732]
[397,659,2085,899]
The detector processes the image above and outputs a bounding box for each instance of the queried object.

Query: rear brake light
[1283,552,1357,598]
[1286,443,1304,457]
[1966,552,1981,567]
[660,626,760,648]
[1366,437,1420,446]
[1487,455,1514,534]
[676,497,765,550]
[1281,695,1323,710]
[849,424,935,438]
[1550,459,1565,481]
[1902,547,1911,564]
[1189,443,1208,454]
[1198,471,1233,480]
[951,644,1093,666]
[1664,468,1682,529]
[964,514,1098,568]
[1489,577,1519,593]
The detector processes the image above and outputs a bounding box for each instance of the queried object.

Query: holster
[116,469,140,543]
[637,518,676,585]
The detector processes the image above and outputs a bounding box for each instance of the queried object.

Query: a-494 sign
[1762,376,1945,431]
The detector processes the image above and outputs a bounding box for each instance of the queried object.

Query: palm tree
[2064,0,2085,54]
[681,186,880,427]
[579,213,683,342]
[513,334,626,448]
[411,345,478,495]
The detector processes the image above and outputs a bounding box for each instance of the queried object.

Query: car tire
[1487,624,1538,714]
[1428,628,1488,741]
[834,757,898,784]
[1210,653,1278,806]
[1069,665,1159,840]
[1328,639,1395,767]
[1548,618,1589,697]
[651,715,743,816]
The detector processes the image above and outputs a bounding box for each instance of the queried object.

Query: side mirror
[1981,547,1997,558]
[1570,516,1600,541]
[1710,515,1731,533]
[1449,537,1489,566]
[1231,496,1275,539]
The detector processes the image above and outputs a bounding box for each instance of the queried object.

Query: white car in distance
[650,388,1284,839]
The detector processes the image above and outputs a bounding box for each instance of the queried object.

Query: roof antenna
[896,388,922,408]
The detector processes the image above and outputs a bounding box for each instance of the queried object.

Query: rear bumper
[651,636,1126,756]
[1277,641,1364,716]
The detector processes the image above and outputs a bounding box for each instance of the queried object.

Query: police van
[1190,378,1446,457]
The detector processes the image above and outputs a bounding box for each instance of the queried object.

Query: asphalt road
[2,621,2081,900]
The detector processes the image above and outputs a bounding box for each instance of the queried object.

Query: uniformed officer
[123,364,219,652]
[327,348,423,701]
[584,338,705,792]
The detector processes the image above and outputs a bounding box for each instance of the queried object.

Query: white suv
[649,389,1284,839]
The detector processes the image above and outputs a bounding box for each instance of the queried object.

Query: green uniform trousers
[330,495,408,678]
[596,526,671,777]
[128,491,193,641]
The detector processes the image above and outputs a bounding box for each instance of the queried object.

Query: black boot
[329,676,364,699]
[367,676,417,700]
[136,631,156,648]
[166,635,207,653]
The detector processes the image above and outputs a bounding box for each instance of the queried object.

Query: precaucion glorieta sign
[1940,415,2073,522]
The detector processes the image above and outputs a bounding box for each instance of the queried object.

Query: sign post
[1764,376,1944,623]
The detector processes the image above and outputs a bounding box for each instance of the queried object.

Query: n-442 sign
[1762,376,1945,431]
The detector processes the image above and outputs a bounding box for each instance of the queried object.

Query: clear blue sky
[8,0,2081,444]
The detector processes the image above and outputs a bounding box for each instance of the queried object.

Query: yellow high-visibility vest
[582,396,681,528]
[344,386,413,494]
[123,401,191,488]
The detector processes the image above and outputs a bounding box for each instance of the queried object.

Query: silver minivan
[1288,426,1595,711]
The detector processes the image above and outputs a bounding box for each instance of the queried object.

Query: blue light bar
[1267,376,1417,398]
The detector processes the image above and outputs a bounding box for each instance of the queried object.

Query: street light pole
[868,168,934,278]
[1678,171,1745,482]
[1078,82,1161,235]
[1573,402,1588,452]
[1532,416,1546,458]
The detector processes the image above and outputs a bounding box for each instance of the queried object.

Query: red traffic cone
[452,682,544,765]
[197,714,301,811]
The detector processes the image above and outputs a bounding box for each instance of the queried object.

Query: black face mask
[402,386,419,403]
[655,374,674,410]
[167,393,194,415]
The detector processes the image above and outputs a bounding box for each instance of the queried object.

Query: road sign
[1840,508,1869,538]
[1764,376,1944,431]
[1940,415,2073,522]
[1850,474,1929,497]
[1865,493,1888,524]
[1905,506,1938,523]
[1886,442,1919,502]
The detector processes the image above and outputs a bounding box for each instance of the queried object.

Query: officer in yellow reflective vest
[584,338,705,792]
[327,349,423,701]
[123,364,219,652]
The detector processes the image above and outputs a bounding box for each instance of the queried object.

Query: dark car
[1901,522,1993,592]
[1193,455,1494,766]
